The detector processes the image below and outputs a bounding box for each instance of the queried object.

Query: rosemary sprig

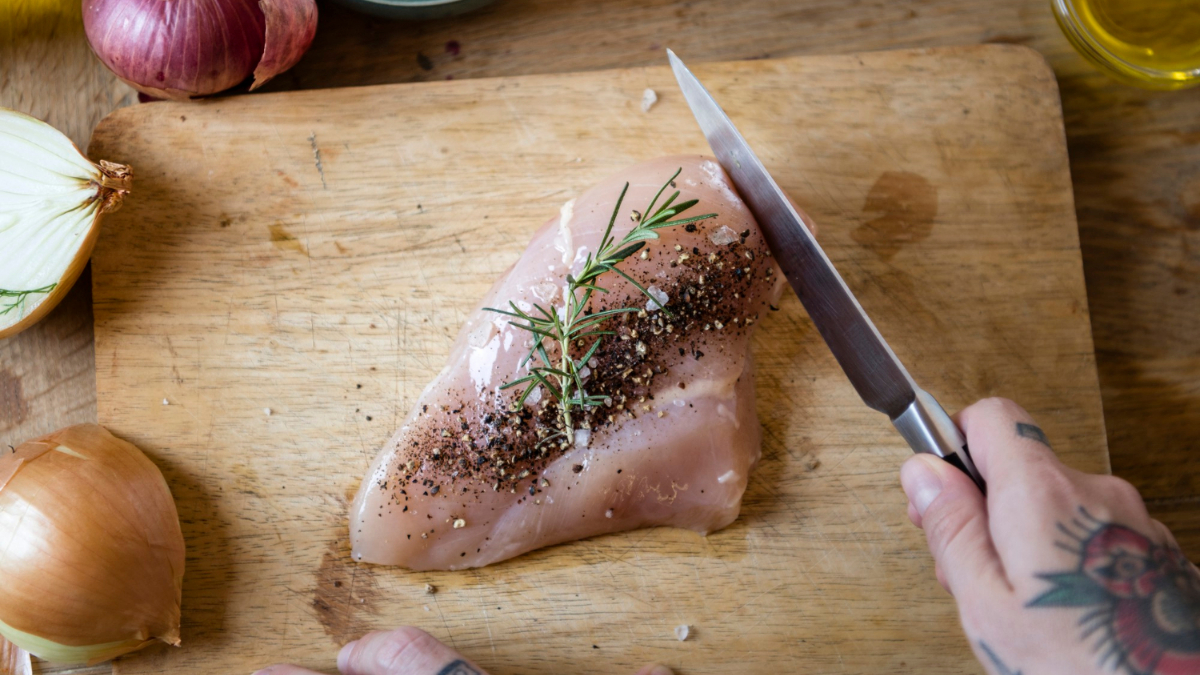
[0,284,56,319]
[485,168,716,444]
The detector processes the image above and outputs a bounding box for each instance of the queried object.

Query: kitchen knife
[668,49,986,492]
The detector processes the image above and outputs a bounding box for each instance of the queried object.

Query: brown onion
[83,0,317,100]
[0,425,185,665]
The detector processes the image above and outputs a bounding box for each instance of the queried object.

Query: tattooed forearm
[979,641,1024,675]
[437,661,481,675]
[1028,507,1200,674]
[1016,422,1051,448]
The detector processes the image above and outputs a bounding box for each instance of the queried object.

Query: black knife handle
[943,445,987,495]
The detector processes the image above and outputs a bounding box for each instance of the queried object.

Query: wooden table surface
[1,0,1198,670]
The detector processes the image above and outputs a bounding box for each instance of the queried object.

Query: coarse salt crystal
[675,624,690,641]
[526,385,543,406]
[574,428,591,448]
[641,88,658,112]
[264,407,272,416]
[708,225,739,246]
[162,398,169,405]
[645,285,669,312]
[605,508,614,519]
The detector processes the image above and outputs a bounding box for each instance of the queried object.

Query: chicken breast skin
[350,155,786,570]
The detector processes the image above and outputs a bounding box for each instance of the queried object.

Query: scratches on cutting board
[312,540,381,643]
[309,132,327,189]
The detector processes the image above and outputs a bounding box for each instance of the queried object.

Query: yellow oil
[1054,0,1200,89]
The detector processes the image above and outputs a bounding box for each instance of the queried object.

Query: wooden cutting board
[88,44,1108,675]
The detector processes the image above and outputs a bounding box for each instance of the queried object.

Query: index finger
[955,398,1103,585]
[956,397,1065,494]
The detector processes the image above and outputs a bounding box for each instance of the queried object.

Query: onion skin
[0,425,185,665]
[82,0,317,101]
[253,0,319,89]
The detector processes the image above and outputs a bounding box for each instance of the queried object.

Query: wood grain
[3,0,1199,672]
[87,45,1106,674]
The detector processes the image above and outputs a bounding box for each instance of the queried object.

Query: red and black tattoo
[1029,508,1200,674]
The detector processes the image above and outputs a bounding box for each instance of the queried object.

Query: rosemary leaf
[500,375,537,389]
[608,266,661,309]
[651,213,717,230]
[608,242,646,261]
[599,182,630,253]
[621,230,661,243]
[642,168,681,218]
[577,339,604,368]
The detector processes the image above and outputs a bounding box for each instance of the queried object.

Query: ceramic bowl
[330,0,495,21]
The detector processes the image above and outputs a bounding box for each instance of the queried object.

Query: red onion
[83,0,317,101]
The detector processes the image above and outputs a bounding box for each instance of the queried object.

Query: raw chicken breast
[350,155,786,570]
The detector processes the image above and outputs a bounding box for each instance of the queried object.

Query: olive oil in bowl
[1053,0,1200,89]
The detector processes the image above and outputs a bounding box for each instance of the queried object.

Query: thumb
[901,454,1009,599]
[337,628,488,675]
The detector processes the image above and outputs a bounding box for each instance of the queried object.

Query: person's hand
[901,397,1200,675]
[253,627,673,675]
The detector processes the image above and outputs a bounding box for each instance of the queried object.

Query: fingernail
[901,457,943,516]
[337,641,358,672]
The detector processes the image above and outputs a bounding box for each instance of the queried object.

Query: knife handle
[892,389,987,494]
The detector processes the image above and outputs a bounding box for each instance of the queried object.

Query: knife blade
[667,49,985,492]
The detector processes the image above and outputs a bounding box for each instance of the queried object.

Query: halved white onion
[0,108,131,338]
